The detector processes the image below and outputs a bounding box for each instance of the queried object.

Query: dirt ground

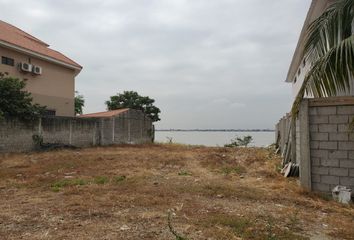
[0,144,353,240]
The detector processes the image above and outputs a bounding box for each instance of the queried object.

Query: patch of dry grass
[0,144,353,240]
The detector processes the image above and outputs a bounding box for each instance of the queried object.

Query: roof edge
[0,40,82,71]
[285,0,318,83]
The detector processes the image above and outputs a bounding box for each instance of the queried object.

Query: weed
[113,175,127,183]
[93,176,109,185]
[178,170,191,176]
[51,178,87,191]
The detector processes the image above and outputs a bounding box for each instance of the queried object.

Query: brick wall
[309,102,354,193]
[0,109,153,153]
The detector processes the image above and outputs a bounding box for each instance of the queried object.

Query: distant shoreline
[156,129,275,132]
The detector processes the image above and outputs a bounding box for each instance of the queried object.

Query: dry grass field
[0,144,353,240]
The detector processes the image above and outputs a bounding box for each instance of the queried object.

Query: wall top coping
[309,97,354,107]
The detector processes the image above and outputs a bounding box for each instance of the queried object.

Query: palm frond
[292,35,354,116]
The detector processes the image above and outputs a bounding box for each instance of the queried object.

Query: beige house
[0,20,82,116]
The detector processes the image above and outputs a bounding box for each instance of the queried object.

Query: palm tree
[292,0,354,115]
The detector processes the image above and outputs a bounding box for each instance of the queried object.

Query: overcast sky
[1,0,310,129]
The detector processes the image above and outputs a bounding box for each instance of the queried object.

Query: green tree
[75,91,85,115]
[292,0,354,114]
[105,91,161,122]
[0,73,46,120]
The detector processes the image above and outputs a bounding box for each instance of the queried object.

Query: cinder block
[310,124,318,133]
[329,150,348,159]
[339,177,354,187]
[312,166,329,175]
[319,141,337,150]
[338,142,354,150]
[337,106,354,115]
[321,158,339,167]
[318,124,338,133]
[312,174,321,183]
[321,175,340,185]
[329,115,349,124]
[312,157,321,166]
[349,169,354,177]
[317,106,337,115]
[349,151,354,160]
[312,183,331,192]
[329,168,348,177]
[310,141,319,149]
[311,149,328,158]
[311,133,328,141]
[310,116,329,124]
[329,133,349,141]
[340,159,354,168]
[338,124,349,133]
[309,107,318,116]
[349,133,354,141]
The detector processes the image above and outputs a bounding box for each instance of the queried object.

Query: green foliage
[113,175,127,183]
[224,135,253,147]
[178,170,191,176]
[105,91,161,122]
[75,91,85,115]
[93,176,109,184]
[51,178,88,192]
[0,73,46,120]
[292,0,354,115]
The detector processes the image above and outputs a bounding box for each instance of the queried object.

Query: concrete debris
[332,186,352,204]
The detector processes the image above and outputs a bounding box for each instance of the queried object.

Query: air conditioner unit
[32,66,42,75]
[20,63,32,72]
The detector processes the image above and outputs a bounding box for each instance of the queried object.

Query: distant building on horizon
[0,20,82,116]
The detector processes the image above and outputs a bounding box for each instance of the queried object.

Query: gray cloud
[1,0,310,129]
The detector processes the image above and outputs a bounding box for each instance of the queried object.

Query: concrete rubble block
[332,185,352,204]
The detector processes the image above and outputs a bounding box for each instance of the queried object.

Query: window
[43,110,56,116]
[1,56,14,66]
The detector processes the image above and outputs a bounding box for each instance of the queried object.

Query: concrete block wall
[308,101,354,193]
[0,109,154,153]
[0,119,39,152]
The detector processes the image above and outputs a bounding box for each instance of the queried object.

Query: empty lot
[0,144,353,240]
